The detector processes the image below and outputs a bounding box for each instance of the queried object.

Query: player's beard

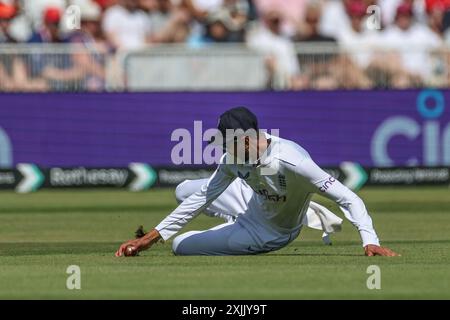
[245,142,259,164]
[226,136,260,165]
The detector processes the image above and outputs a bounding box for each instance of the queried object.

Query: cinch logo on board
[371,89,450,166]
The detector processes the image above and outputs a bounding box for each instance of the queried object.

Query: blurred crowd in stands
[1,0,450,91]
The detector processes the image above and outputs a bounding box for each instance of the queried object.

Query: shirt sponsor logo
[256,189,287,202]
[319,176,336,192]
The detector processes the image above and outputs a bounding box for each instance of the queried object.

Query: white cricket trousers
[171,179,341,255]
[172,221,300,255]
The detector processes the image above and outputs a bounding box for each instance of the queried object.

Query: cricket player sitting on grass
[173,177,343,246]
[116,107,399,257]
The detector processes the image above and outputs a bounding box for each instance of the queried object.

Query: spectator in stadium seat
[320,1,377,89]
[440,3,450,46]
[147,0,192,43]
[70,0,109,44]
[186,0,250,46]
[295,1,336,42]
[29,6,66,43]
[0,0,30,42]
[223,0,250,41]
[139,0,158,13]
[379,0,427,27]
[254,0,308,37]
[189,4,248,45]
[335,1,380,68]
[0,2,17,43]
[246,10,303,89]
[183,0,223,19]
[148,0,171,30]
[200,11,234,43]
[102,0,152,50]
[148,0,172,33]
[25,6,69,90]
[381,2,442,80]
[194,11,236,45]
[421,1,450,87]
[95,0,118,10]
[22,0,65,26]
[0,3,49,91]
[24,4,104,91]
[427,2,446,37]
[319,0,354,38]
[293,2,343,90]
[0,3,16,90]
[66,0,108,91]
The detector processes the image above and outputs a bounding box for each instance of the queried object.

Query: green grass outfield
[0,187,449,299]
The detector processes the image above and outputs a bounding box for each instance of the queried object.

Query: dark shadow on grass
[2,239,448,257]
[0,204,172,214]
[0,242,119,257]
[381,239,450,245]
[265,253,362,257]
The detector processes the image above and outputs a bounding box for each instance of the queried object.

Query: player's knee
[174,180,191,204]
[172,236,182,255]
[172,234,190,255]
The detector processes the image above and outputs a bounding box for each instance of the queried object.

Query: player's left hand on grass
[364,244,400,257]
[115,229,161,257]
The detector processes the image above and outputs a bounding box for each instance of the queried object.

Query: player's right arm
[115,158,236,256]
[153,163,235,241]
[288,152,399,256]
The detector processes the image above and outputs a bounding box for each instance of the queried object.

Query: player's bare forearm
[115,229,161,257]
[140,229,162,250]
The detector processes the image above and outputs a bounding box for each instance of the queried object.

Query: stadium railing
[294,42,449,90]
[121,44,268,91]
[0,43,448,92]
[0,44,112,92]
